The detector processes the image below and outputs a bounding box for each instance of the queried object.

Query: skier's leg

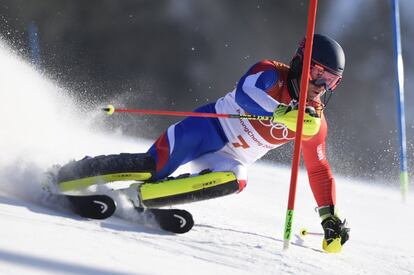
[138,170,240,207]
[56,153,155,192]
[55,103,226,193]
[137,151,248,207]
[189,150,248,193]
[147,103,228,180]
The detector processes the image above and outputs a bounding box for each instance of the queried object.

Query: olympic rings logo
[258,119,295,140]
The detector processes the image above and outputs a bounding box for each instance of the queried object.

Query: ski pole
[103,104,273,121]
[299,228,323,237]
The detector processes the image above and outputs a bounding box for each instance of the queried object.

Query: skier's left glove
[272,101,321,136]
[318,206,350,253]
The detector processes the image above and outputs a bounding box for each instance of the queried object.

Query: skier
[146,34,350,252]
[56,34,349,250]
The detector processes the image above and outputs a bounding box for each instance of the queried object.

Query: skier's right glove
[272,101,321,136]
[319,206,350,253]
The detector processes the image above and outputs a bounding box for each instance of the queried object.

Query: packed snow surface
[1,40,413,275]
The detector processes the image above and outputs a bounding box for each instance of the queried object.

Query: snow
[1,41,414,275]
[0,166,413,275]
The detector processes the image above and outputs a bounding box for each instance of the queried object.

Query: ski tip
[153,209,194,234]
[65,194,116,220]
[103,104,115,115]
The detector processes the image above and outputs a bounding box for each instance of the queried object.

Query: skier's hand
[272,101,321,136]
[305,106,319,118]
[272,102,297,121]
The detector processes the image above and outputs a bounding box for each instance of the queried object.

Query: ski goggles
[309,62,342,91]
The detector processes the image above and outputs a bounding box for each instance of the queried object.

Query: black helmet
[288,34,345,102]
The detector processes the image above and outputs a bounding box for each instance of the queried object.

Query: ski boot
[319,206,350,253]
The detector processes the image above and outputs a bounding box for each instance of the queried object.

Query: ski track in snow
[1,39,414,275]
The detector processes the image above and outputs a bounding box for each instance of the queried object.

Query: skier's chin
[307,91,321,102]
[307,86,325,101]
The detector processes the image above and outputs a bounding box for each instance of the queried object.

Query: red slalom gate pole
[283,0,318,250]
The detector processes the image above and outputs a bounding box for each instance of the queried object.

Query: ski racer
[146,34,350,252]
[56,34,350,251]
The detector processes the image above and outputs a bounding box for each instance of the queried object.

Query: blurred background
[0,0,413,184]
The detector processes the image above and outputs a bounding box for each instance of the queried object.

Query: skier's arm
[301,116,336,207]
[235,60,281,116]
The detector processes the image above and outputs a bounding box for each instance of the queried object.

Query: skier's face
[309,63,342,90]
[307,82,326,102]
[306,62,342,102]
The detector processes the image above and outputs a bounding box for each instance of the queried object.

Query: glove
[272,101,321,136]
[319,206,350,253]
[304,106,319,118]
[272,101,298,119]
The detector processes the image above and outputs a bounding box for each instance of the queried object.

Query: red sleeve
[301,115,336,207]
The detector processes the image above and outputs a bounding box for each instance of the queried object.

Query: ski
[64,194,117,220]
[61,194,194,234]
[136,207,194,234]
[45,154,194,234]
